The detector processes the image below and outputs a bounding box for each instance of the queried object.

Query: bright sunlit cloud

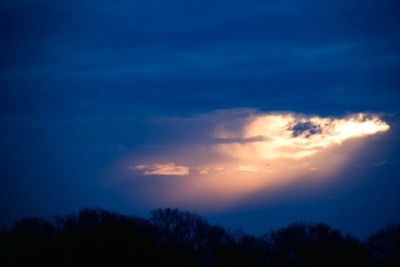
[215,113,390,161]
[119,111,390,210]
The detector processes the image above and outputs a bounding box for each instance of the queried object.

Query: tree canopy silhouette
[0,208,398,267]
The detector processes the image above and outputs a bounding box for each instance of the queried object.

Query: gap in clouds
[108,109,390,211]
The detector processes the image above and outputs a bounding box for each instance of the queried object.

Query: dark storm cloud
[1,0,399,118]
[290,121,322,138]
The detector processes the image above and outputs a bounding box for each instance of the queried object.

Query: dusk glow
[2,0,399,241]
[216,113,390,160]
[126,111,390,209]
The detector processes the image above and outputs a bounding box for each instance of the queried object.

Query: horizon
[1,0,400,239]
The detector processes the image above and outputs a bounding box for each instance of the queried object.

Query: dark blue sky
[1,0,400,237]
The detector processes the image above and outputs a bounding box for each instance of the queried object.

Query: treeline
[0,208,399,266]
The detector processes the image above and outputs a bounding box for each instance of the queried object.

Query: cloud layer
[126,110,389,210]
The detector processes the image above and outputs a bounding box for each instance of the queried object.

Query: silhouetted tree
[53,208,157,266]
[264,222,372,267]
[227,232,270,267]
[150,208,231,266]
[0,227,7,265]
[6,217,56,266]
[368,224,400,267]
[0,208,397,267]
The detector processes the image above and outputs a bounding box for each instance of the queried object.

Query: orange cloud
[120,111,390,210]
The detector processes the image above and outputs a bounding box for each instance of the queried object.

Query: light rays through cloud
[215,113,390,161]
[114,110,390,210]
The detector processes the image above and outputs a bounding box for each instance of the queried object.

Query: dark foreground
[0,208,399,266]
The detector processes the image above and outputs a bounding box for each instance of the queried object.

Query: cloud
[131,162,189,176]
[290,121,322,138]
[236,164,268,173]
[215,113,390,161]
[373,159,400,167]
[116,110,390,210]
[198,165,225,175]
[212,136,269,144]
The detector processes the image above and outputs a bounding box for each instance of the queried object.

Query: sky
[1,0,400,238]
